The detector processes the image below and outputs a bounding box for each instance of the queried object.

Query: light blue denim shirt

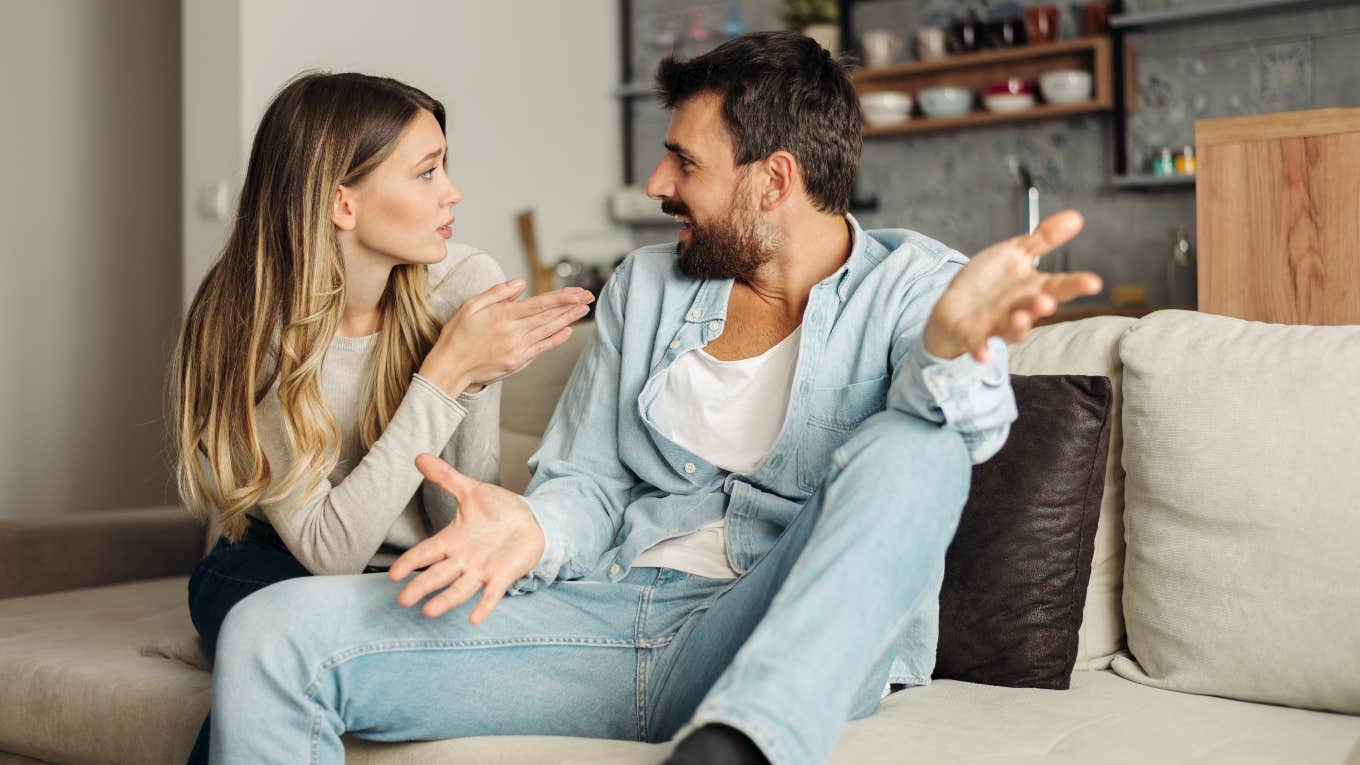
[515,216,1016,598]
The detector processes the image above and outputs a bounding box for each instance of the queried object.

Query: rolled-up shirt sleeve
[887,257,1017,464]
[510,263,640,594]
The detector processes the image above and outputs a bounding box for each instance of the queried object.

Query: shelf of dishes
[853,36,1113,137]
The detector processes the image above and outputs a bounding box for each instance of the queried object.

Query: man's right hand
[388,454,546,624]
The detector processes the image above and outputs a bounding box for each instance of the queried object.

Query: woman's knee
[215,577,327,665]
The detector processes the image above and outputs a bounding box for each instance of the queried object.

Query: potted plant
[785,0,839,54]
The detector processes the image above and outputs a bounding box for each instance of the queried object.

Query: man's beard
[664,184,777,283]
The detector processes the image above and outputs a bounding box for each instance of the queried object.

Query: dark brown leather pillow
[933,374,1113,690]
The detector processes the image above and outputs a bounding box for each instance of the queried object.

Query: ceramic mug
[914,26,948,60]
[1082,1,1110,35]
[1024,4,1060,43]
[862,29,904,68]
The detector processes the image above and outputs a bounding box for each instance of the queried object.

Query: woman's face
[342,110,462,266]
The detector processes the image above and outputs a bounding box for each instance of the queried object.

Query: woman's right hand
[418,279,594,397]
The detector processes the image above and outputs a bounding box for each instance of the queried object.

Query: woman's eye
[419,167,436,180]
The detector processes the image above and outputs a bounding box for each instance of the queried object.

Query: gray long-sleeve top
[244,244,504,574]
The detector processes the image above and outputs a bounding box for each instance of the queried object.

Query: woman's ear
[332,185,358,231]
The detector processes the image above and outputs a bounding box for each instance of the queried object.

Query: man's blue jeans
[211,411,971,765]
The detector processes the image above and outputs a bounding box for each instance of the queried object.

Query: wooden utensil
[515,209,557,295]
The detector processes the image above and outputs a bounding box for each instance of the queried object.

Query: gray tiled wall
[626,0,1360,306]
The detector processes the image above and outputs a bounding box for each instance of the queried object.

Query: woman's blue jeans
[211,410,971,765]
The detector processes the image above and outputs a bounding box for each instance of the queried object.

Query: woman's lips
[437,224,452,239]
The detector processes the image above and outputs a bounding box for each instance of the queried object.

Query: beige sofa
[3,310,1359,765]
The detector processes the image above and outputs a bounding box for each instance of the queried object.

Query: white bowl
[983,93,1036,113]
[917,87,973,119]
[865,111,912,127]
[860,91,913,127]
[860,91,912,112]
[1040,70,1093,105]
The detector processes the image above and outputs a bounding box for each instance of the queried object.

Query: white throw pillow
[1008,316,1136,670]
[1111,310,1360,714]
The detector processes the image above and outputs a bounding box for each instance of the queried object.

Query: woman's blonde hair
[169,72,445,540]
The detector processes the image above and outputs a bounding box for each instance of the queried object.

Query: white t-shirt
[633,327,802,579]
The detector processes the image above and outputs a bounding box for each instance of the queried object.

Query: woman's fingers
[524,302,590,343]
[522,326,574,363]
[464,279,527,314]
[506,287,594,320]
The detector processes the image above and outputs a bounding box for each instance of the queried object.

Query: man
[212,31,1100,765]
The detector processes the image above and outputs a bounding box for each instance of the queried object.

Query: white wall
[0,0,182,515]
[183,0,622,297]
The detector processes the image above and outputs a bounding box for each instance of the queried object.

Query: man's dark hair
[654,31,863,215]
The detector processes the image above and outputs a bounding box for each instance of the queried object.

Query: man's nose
[644,158,674,201]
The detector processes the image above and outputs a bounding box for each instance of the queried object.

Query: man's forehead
[665,92,730,157]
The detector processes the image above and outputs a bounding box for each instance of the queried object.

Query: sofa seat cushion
[343,669,1360,764]
[0,577,210,765]
[4,578,1358,764]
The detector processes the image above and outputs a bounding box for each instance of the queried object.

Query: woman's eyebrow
[411,146,446,168]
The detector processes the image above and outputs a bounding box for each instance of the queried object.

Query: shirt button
[610,563,620,575]
[708,321,721,332]
[688,309,701,320]
[684,462,696,474]
[669,340,680,350]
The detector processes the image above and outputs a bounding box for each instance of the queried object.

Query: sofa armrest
[0,505,203,600]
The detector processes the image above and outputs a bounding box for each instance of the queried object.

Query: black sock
[663,723,770,765]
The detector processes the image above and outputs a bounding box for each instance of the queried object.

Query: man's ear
[759,151,799,211]
[332,185,357,231]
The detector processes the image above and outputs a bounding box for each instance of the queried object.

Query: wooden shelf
[854,37,1113,137]
[855,37,1110,83]
[1110,0,1352,29]
[1110,173,1196,189]
[865,100,1108,136]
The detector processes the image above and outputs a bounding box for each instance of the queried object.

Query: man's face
[644,93,777,282]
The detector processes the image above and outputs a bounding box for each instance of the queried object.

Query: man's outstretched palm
[388,454,545,624]
[923,210,1103,362]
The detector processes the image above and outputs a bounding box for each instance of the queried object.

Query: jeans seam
[299,637,638,700]
[309,700,324,765]
[634,582,653,740]
[200,567,288,587]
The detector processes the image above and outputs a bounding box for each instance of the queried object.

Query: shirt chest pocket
[797,376,888,492]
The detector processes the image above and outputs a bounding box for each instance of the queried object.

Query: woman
[169,71,592,762]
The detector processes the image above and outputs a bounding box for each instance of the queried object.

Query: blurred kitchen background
[2,0,1358,515]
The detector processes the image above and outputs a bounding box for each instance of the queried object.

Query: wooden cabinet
[1196,107,1360,325]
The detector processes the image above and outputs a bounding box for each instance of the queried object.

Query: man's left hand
[922,210,1102,363]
